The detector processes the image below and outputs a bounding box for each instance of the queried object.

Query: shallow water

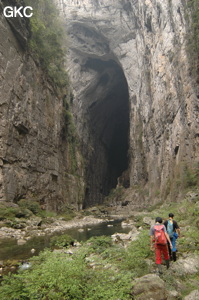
[0,219,130,261]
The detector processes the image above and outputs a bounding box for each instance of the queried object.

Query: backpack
[154,225,167,245]
[167,220,174,238]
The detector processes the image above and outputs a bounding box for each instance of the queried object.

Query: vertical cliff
[0,0,198,210]
[57,0,198,207]
[0,2,85,210]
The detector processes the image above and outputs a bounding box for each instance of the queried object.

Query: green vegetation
[58,205,77,221]
[18,199,41,215]
[61,93,81,175]
[149,190,199,254]
[0,203,32,221]
[0,242,133,300]
[182,163,199,188]
[21,0,82,175]
[104,186,125,204]
[85,235,113,254]
[0,200,76,228]
[186,0,199,81]
[120,231,151,277]
[24,0,68,89]
[0,191,198,299]
[0,230,152,299]
[50,234,75,248]
[161,162,199,200]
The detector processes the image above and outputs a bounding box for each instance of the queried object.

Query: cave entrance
[83,58,130,207]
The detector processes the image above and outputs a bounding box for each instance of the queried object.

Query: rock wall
[0,5,85,210]
[57,0,199,206]
[0,0,198,210]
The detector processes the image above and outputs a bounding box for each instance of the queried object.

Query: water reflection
[0,219,130,261]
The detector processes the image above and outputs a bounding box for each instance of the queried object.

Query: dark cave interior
[83,58,130,207]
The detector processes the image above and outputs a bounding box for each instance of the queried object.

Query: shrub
[58,205,76,220]
[50,234,75,248]
[18,199,41,215]
[0,204,30,221]
[63,108,72,125]
[85,236,113,254]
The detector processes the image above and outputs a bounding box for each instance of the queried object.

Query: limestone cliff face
[57,0,198,206]
[0,0,198,210]
[0,7,84,210]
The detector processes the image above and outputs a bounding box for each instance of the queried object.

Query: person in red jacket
[150,217,172,274]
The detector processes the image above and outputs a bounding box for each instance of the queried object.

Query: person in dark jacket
[164,213,180,261]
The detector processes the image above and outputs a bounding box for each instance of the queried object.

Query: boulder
[184,290,199,300]
[171,254,199,276]
[121,220,135,227]
[111,228,139,244]
[143,217,154,226]
[132,274,168,300]
[168,290,181,300]
[17,239,27,245]
[26,217,42,227]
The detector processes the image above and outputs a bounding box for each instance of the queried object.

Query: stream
[0,219,130,262]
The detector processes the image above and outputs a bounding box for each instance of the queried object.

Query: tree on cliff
[25,0,68,89]
[187,0,199,82]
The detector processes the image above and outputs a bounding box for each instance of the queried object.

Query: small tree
[186,0,199,82]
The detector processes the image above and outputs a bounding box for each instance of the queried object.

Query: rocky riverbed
[0,215,110,244]
[0,212,140,277]
[0,214,111,277]
[0,201,150,244]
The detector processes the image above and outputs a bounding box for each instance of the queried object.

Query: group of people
[149,213,180,274]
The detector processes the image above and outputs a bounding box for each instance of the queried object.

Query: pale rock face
[56,0,199,206]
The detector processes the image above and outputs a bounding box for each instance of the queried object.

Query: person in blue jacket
[164,213,180,261]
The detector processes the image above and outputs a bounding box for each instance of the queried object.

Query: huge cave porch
[80,58,130,208]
